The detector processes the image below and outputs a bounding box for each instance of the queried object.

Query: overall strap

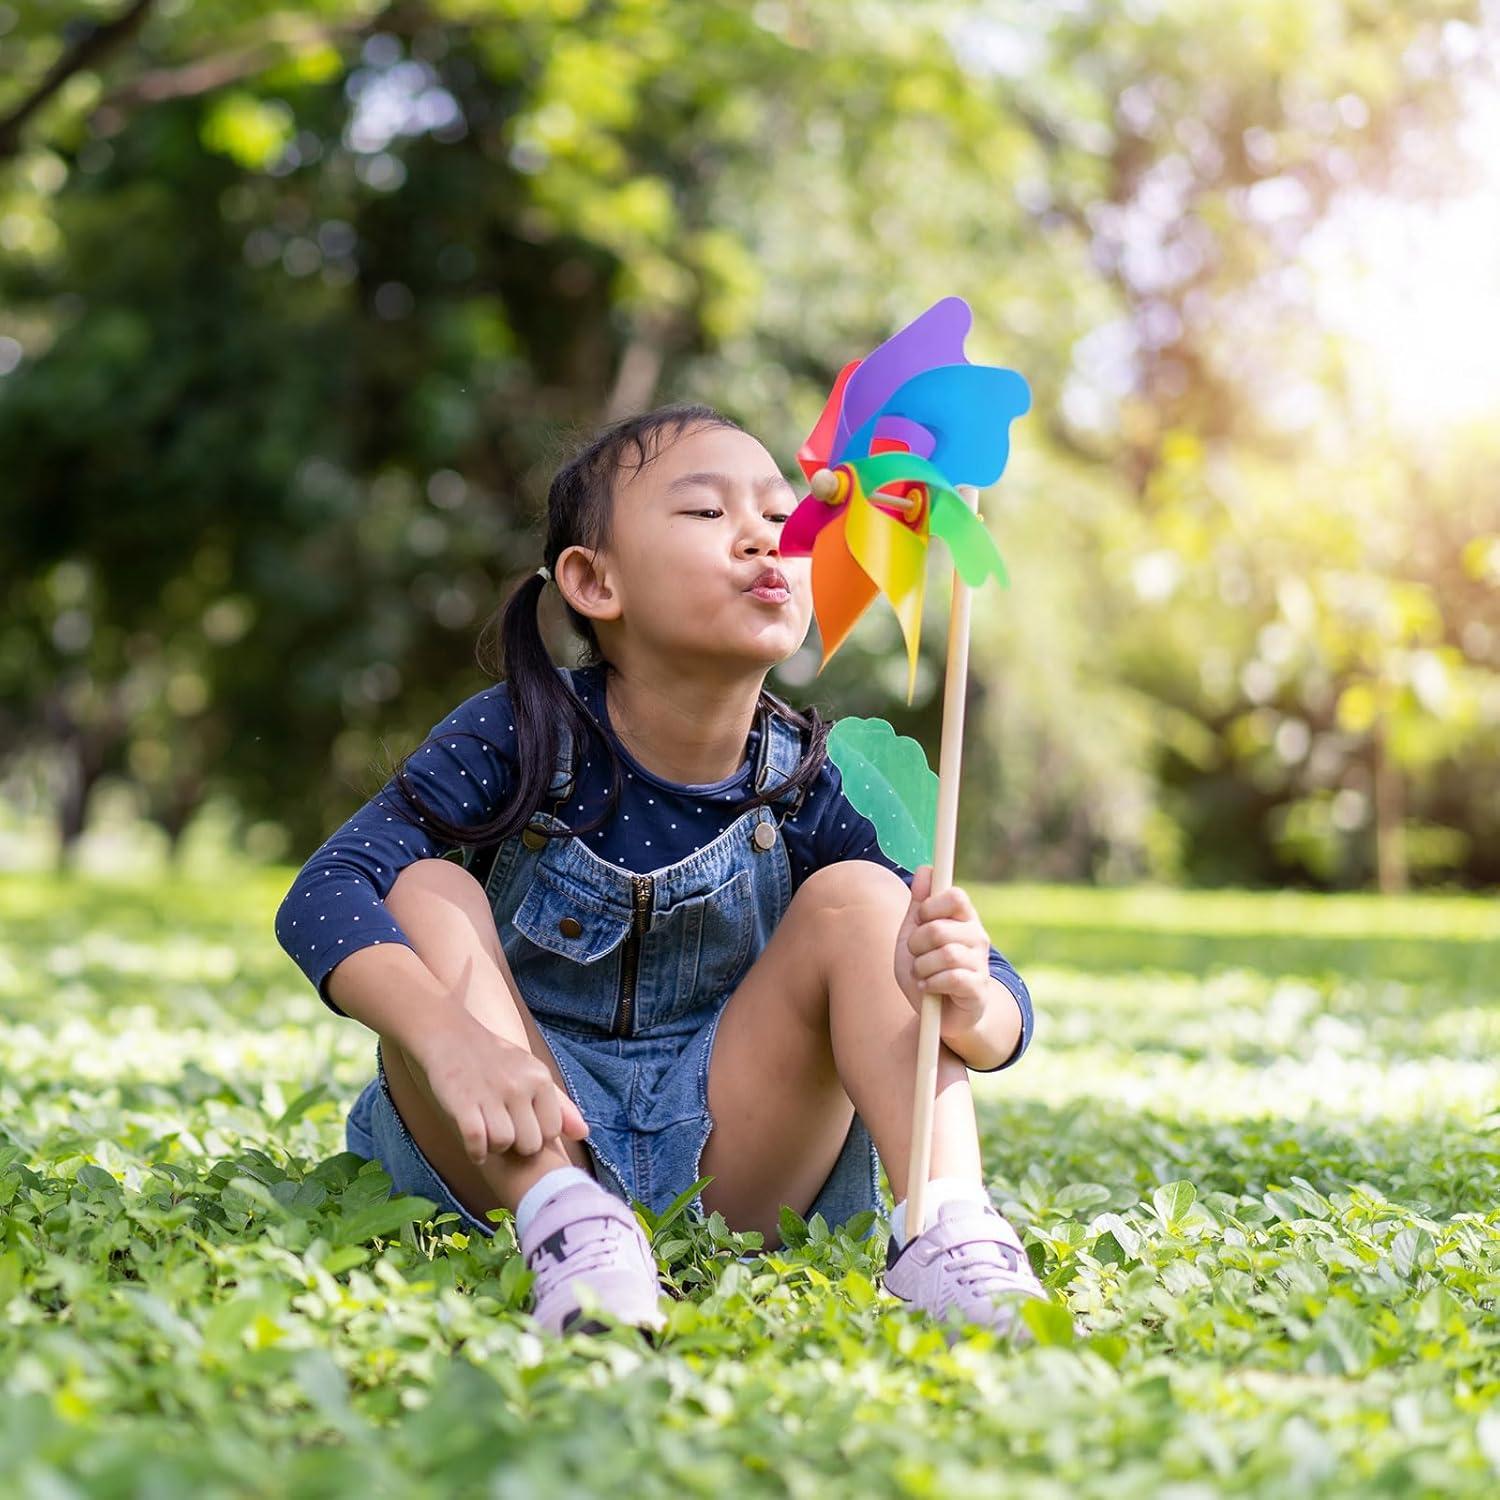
[753,698,808,816]
[544,664,579,805]
[548,668,805,814]
[455,667,575,885]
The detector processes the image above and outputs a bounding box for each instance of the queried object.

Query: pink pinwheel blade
[780,489,839,556]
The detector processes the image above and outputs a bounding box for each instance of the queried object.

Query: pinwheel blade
[797,360,860,481]
[842,477,929,703]
[834,296,974,457]
[810,510,879,668]
[928,489,1010,590]
[781,486,839,557]
[837,363,1032,487]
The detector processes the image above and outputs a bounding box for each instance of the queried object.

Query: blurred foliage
[1,869,1499,1490]
[0,0,1496,888]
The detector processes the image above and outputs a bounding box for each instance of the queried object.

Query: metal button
[751,821,777,852]
[522,828,546,851]
[557,916,583,939]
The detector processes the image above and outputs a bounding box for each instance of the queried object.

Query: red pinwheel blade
[797,360,861,481]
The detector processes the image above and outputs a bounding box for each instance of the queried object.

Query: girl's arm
[795,757,1034,1072]
[323,941,463,1048]
[275,684,517,1016]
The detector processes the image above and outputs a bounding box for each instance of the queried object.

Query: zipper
[611,873,654,1038]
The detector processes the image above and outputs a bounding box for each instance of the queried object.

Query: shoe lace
[529,1212,645,1287]
[943,1235,1028,1292]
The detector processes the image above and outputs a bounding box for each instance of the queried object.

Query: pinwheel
[782,296,1030,1239]
[781,294,1030,703]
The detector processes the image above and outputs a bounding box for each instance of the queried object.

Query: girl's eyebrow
[663,470,796,499]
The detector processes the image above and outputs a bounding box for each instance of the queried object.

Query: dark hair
[383,402,832,851]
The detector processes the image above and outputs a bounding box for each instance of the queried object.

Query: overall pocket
[504,866,635,1030]
[668,867,756,1015]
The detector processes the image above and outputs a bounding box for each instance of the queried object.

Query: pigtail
[380,563,615,850]
[493,566,606,843]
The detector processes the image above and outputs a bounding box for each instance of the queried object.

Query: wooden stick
[903,481,979,1240]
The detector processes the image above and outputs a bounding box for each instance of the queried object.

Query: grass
[0,869,1497,1497]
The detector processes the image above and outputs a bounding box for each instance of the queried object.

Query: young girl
[275,403,1047,1339]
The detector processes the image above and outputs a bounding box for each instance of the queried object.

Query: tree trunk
[153,776,205,866]
[54,730,109,872]
[1372,691,1407,895]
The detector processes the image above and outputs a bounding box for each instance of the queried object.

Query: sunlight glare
[1307,77,1500,434]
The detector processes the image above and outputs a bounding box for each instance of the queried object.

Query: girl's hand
[893,864,993,1044]
[403,1009,591,1164]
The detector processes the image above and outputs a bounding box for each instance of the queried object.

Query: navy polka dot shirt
[274,663,1032,1070]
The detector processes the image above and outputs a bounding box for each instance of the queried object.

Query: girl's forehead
[623,425,788,502]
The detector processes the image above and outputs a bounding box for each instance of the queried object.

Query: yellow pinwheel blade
[843,476,929,703]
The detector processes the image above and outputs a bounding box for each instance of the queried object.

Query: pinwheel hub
[810,463,924,523]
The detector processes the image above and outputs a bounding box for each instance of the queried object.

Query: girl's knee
[798,858,910,920]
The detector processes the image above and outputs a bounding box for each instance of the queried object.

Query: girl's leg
[378,858,595,1225]
[700,859,982,1246]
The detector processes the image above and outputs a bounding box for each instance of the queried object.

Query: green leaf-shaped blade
[825,716,937,871]
[929,489,1010,589]
[845,452,1011,590]
[844,451,962,510]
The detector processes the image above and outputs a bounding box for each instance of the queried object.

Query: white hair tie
[536,564,552,582]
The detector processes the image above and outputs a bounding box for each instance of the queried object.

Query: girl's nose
[739,524,782,558]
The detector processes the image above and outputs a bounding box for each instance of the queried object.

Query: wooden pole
[903,481,979,1240]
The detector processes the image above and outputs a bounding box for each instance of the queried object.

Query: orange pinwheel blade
[810,510,878,668]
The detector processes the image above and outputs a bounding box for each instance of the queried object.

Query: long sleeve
[274,684,518,1016]
[791,757,1034,1072]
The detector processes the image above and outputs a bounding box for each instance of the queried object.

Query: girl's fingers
[533,1087,563,1145]
[914,943,983,981]
[481,1101,515,1160]
[557,1089,591,1140]
[460,1107,489,1166]
[917,887,974,924]
[907,917,978,955]
[919,972,985,1007]
[510,1103,544,1158]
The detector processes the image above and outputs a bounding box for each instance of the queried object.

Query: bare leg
[378,858,595,1226]
[700,859,982,1247]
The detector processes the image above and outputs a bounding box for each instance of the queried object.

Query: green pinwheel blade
[846,452,1010,590]
[844,450,962,509]
[826,716,937,871]
[929,489,1010,589]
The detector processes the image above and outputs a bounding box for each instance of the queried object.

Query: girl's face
[576,422,815,672]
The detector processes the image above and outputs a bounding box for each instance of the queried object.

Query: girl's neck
[600,664,764,788]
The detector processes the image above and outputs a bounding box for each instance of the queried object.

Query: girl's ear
[556,544,621,622]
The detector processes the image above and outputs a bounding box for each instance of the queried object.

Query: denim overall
[346,669,884,1241]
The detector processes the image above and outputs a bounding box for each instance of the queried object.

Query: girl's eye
[689,509,791,522]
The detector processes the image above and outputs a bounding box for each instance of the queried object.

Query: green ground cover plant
[0,870,1496,1497]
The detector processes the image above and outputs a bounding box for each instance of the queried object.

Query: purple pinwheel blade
[833,297,973,458]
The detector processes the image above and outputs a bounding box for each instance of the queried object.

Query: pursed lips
[746,568,790,592]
